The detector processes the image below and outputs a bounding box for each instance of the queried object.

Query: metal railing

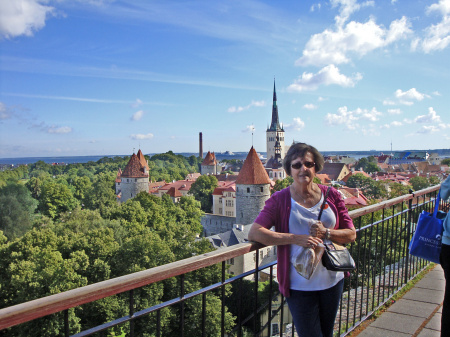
[0,185,448,336]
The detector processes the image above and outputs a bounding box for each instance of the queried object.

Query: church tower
[266,79,286,161]
[235,147,271,225]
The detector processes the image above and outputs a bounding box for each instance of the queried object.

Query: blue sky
[1,0,449,158]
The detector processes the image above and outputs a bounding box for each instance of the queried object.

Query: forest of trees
[0,152,251,336]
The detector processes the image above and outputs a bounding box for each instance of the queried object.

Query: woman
[248,142,356,337]
[440,174,450,337]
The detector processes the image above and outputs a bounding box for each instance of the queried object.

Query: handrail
[0,184,442,331]
[0,242,263,330]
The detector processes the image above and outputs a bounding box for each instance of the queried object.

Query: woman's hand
[309,220,326,238]
[294,234,323,248]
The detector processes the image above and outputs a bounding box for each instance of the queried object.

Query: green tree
[39,181,79,219]
[356,157,368,171]
[388,182,410,199]
[189,175,218,212]
[0,182,38,239]
[365,162,380,173]
[442,158,450,166]
[409,176,430,191]
[84,172,117,216]
[428,175,440,186]
[272,177,293,194]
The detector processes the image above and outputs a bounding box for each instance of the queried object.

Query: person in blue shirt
[440,174,450,337]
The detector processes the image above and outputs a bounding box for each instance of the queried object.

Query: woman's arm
[310,222,356,244]
[441,175,450,201]
[248,223,323,248]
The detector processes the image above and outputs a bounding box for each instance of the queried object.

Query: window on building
[271,323,279,335]
[247,187,250,193]
[260,187,263,192]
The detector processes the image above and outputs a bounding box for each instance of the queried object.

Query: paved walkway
[355,264,445,337]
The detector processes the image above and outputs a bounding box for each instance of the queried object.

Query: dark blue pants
[440,244,450,337]
[286,279,344,337]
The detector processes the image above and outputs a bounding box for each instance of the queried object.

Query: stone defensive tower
[235,147,271,225]
[201,151,218,175]
[118,149,149,203]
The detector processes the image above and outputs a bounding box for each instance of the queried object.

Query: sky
[1,0,449,159]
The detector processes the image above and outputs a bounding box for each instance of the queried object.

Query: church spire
[268,78,283,132]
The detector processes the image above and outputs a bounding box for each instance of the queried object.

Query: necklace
[291,185,317,204]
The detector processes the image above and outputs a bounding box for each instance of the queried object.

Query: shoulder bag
[320,187,356,272]
[409,190,445,264]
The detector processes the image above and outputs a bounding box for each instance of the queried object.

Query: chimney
[199,132,203,158]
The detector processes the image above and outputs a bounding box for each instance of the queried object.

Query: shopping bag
[409,191,444,264]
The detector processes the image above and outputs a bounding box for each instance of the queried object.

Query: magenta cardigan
[254,185,354,297]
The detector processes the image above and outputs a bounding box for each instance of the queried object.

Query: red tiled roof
[115,168,122,182]
[342,170,371,183]
[212,181,236,195]
[167,187,183,198]
[201,151,217,165]
[137,149,149,171]
[235,147,271,185]
[121,153,149,178]
[158,180,195,192]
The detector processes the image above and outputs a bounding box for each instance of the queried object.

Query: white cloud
[303,103,317,110]
[0,102,11,120]
[413,0,450,53]
[0,0,55,39]
[414,107,442,123]
[432,91,441,96]
[47,126,72,134]
[310,3,322,12]
[330,0,374,27]
[360,107,382,121]
[388,108,402,114]
[395,88,430,105]
[318,96,327,102]
[284,117,305,131]
[296,16,411,67]
[131,98,143,108]
[287,64,362,92]
[325,106,359,129]
[360,124,380,136]
[131,110,144,121]
[416,125,441,134]
[228,100,266,113]
[242,125,255,133]
[325,106,382,129]
[131,133,154,140]
[383,99,396,106]
[391,121,403,127]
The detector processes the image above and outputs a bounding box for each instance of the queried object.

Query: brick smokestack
[199,132,203,158]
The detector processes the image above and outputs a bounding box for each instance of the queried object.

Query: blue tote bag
[409,191,445,264]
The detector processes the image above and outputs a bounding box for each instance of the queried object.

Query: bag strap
[433,190,441,218]
[318,186,331,221]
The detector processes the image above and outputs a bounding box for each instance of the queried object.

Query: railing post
[129,289,134,337]
[405,189,414,284]
[64,309,69,337]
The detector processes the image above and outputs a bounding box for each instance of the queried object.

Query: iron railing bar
[202,292,206,337]
[129,289,134,337]
[64,309,69,337]
[221,261,225,337]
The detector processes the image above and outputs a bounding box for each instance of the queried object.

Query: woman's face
[290,152,316,185]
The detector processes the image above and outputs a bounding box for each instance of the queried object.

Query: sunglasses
[291,161,315,169]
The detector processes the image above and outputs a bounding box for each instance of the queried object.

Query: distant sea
[1,149,449,166]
